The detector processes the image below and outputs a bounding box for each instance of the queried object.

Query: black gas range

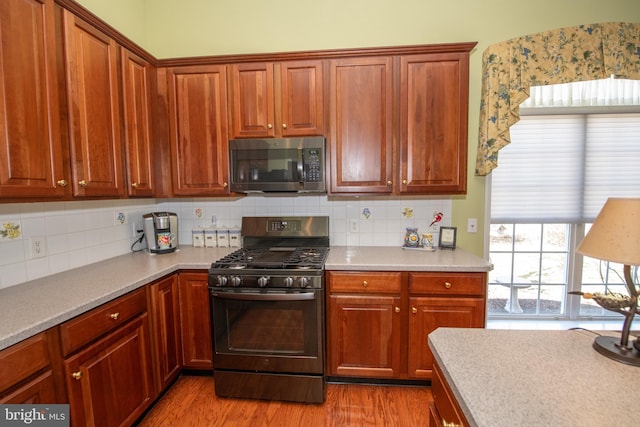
[207,216,329,403]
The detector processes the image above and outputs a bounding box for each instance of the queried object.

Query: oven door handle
[210,291,317,301]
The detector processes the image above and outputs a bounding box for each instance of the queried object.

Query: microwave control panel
[304,148,322,182]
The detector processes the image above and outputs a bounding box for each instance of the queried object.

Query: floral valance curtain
[476,22,640,176]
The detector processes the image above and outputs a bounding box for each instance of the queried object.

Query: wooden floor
[136,375,433,427]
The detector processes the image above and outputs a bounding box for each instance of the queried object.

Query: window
[488,89,640,319]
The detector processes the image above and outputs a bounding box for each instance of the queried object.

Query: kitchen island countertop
[0,245,490,350]
[428,328,640,427]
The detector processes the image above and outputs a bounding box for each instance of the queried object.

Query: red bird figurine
[429,212,443,228]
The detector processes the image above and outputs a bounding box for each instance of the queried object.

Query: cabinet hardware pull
[282,123,287,129]
[412,306,417,314]
[223,182,228,188]
[131,182,138,188]
[387,180,392,185]
[444,282,452,289]
[442,420,460,427]
[78,180,87,187]
[395,306,400,313]
[402,179,407,185]
[72,371,82,380]
[110,312,120,320]
[56,179,68,187]
[267,124,273,129]
[362,281,368,287]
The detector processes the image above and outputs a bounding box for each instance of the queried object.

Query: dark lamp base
[593,335,640,367]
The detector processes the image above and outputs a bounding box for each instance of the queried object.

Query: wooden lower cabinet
[326,270,486,381]
[328,294,402,378]
[60,288,153,427]
[0,331,64,404]
[63,314,153,427]
[178,272,213,369]
[430,360,469,427]
[148,274,182,394]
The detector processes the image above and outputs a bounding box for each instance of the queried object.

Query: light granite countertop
[0,245,491,351]
[429,328,640,427]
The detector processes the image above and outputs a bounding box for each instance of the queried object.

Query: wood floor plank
[136,376,432,426]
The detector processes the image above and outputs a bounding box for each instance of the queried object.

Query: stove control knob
[297,277,309,288]
[230,276,243,287]
[216,275,228,287]
[283,277,295,288]
[258,276,270,288]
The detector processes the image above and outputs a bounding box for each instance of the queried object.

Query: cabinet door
[120,48,154,197]
[399,53,470,194]
[64,315,154,427]
[178,272,213,369]
[229,62,275,138]
[279,60,324,137]
[0,0,65,198]
[167,65,229,195]
[408,296,484,379]
[148,275,182,394]
[329,57,393,193]
[327,294,401,378]
[62,10,124,197]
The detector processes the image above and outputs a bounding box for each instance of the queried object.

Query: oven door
[210,288,324,374]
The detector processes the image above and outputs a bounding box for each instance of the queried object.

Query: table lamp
[575,198,640,366]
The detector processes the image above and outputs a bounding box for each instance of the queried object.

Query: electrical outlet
[467,218,478,233]
[30,237,47,259]
[349,219,359,233]
[132,221,143,236]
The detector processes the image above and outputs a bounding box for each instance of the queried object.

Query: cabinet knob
[412,306,418,314]
[223,182,228,188]
[78,180,87,187]
[444,282,452,289]
[267,124,273,129]
[72,371,82,380]
[402,179,407,185]
[387,180,392,186]
[56,179,68,187]
[362,281,368,287]
[110,312,120,320]
[395,306,400,313]
[282,123,287,129]
[131,182,138,188]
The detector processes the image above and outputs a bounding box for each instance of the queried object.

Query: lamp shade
[577,198,640,266]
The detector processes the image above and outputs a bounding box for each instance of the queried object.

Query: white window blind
[491,113,640,223]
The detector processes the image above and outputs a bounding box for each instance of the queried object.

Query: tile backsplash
[0,195,450,289]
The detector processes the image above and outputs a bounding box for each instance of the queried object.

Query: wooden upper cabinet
[228,60,323,138]
[279,61,324,136]
[399,52,470,194]
[328,57,393,194]
[120,48,154,197]
[167,65,229,196]
[62,10,124,197]
[0,0,65,198]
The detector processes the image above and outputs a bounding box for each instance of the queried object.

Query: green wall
[75,0,640,256]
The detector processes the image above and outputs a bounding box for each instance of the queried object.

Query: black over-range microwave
[229,137,326,193]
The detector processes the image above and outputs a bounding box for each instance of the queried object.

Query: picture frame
[438,226,457,249]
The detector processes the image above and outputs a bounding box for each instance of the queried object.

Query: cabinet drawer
[409,272,486,296]
[60,288,147,356]
[327,271,401,293]
[0,333,49,392]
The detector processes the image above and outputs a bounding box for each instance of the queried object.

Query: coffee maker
[143,212,178,253]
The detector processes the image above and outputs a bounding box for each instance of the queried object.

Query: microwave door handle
[297,149,304,184]
[211,291,317,301]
